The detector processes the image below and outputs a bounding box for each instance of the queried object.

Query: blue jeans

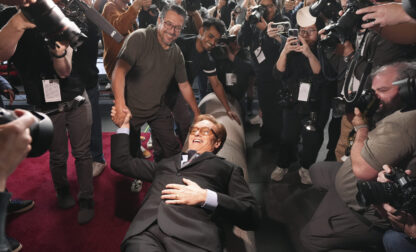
[383,229,416,252]
[86,84,105,164]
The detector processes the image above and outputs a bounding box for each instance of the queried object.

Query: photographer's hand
[131,0,143,12]
[255,17,267,31]
[356,2,415,29]
[2,89,14,105]
[266,22,282,43]
[0,109,35,191]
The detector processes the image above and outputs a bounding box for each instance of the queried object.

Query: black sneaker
[6,236,22,252]
[57,187,76,209]
[78,198,94,225]
[7,199,35,215]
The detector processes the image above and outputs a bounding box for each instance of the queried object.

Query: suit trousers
[300,162,384,251]
[49,94,93,199]
[123,222,209,252]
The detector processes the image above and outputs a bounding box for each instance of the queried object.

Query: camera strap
[343,30,377,104]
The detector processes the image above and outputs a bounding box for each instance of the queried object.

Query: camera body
[332,89,380,119]
[0,108,53,157]
[317,0,373,48]
[183,0,201,12]
[356,167,416,215]
[309,0,342,22]
[21,0,86,49]
[248,5,267,24]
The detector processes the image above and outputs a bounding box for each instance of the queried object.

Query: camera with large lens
[0,108,53,157]
[332,89,380,119]
[309,0,342,22]
[20,0,86,49]
[248,5,267,24]
[315,0,373,48]
[183,0,201,12]
[356,167,416,215]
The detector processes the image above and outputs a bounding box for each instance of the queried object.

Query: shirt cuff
[201,189,218,211]
[116,127,130,135]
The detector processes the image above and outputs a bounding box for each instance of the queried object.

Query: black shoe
[7,199,34,215]
[57,187,75,209]
[252,138,271,148]
[6,236,22,252]
[78,198,94,225]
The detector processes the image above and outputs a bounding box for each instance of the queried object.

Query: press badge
[298,82,311,102]
[42,79,62,103]
[226,73,237,86]
[254,47,265,64]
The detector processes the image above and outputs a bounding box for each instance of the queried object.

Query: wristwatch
[354,124,368,132]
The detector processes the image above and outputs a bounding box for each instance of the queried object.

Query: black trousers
[129,103,181,161]
[122,222,209,252]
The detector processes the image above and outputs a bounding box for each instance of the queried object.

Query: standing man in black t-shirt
[166,18,241,145]
[1,7,95,225]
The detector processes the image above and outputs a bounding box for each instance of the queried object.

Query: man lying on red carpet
[110,108,260,252]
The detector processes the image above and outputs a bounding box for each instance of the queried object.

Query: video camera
[248,5,267,24]
[356,167,416,215]
[310,0,373,48]
[0,108,53,157]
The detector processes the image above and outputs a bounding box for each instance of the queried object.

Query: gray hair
[159,3,187,20]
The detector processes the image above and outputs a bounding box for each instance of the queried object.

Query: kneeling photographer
[300,61,416,251]
[271,7,330,185]
[0,1,95,225]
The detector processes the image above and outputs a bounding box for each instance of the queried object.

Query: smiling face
[188,120,221,154]
[157,10,185,49]
[198,26,221,51]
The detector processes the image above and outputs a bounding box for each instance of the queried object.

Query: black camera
[318,0,373,48]
[0,108,53,157]
[248,5,267,24]
[309,0,342,22]
[393,75,416,112]
[218,34,237,44]
[183,0,201,12]
[148,4,160,16]
[332,89,380,118]
[21,0,86,49]
[356,167,416,215]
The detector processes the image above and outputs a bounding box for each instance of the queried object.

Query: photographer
[1,5,95,225]
[238,0,289,148]
[376,165,416,252]
[271,7,330,184]
[300,61,416,251]
[208,0,233,28]
[138,0,157,28]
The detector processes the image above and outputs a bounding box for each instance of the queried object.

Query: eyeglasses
[299,29,317,36]
[189,126,218,138]
[163,20,183,33]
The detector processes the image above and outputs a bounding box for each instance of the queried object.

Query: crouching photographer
[300,61,416,251]
[358,164,416,252]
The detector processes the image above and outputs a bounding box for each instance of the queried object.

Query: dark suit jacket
[111,134,260,252]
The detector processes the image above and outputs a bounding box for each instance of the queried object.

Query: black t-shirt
[0,8,86,106]
[175,35,217,84]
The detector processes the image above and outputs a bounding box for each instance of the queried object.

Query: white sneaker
[92,162,106,177]
[249,115,263,126]
[270,166,288,182]
[299,167,312,185]
[104,83,111,90]
[147,137,153,150]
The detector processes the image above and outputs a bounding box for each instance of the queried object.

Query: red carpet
[6,132,152,251]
